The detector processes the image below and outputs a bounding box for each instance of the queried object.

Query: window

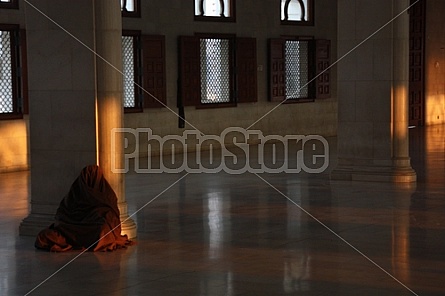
[122,33,140,109]
[200,38,231,104]
[122,31,166,111]
[194,0,235,22]
[0,25,27,119]
[179,35,257,108]
[121,0,140,17]
[281,0,313,25]
[285,40,309,99]
[0,0,18,9]
[269,38,330,102]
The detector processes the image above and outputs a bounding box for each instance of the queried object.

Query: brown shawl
[35,165,133,252]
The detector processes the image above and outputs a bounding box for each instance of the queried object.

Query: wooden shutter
[236,38,257,103]
[20,29,28,114]
[178,36,200,107]
[142,35,166,108]
[268,38,285,102]
[408,0,425,126]
[314,39,331,99]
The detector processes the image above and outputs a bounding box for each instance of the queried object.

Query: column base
[331,165,417,183]
[120,215,137,239]
[118,201,137,239]
[19,213,54,236]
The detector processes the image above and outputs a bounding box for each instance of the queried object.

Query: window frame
[122,30,143,113]
[122,30,167,112]
[280,0,314,26]
[121,0,141,18]
[0,24,27,120]
[196,33,235,108]
[268,36,331,103]
[194,0,236,23]
[0,0,18,10]
[178,34,257,109]
[284,38,312,101]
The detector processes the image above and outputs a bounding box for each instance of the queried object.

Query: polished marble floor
[1,124,444,296]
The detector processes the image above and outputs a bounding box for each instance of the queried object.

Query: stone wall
[122,0,338,157]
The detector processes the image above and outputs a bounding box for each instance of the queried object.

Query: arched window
[0,0,18,9]
[121,0,140,17]
[281,0,313,25]
[194,0,235,22]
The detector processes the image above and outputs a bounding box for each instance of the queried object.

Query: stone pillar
[391,0,416,181]
[331,0,416,182]
[20,0,137,238]
[20,0,97,235]
[94,0,136,238]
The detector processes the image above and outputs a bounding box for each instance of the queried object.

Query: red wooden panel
[314,39,331,99]
[268,39,285,102]
[178,36,200,107]
[236,37,257,103]
[142,35,166,108]
[20,29,29,114]
[408,0,425,126]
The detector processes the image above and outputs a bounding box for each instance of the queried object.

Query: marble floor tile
[1,125,444,295]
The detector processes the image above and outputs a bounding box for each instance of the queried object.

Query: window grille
[285,40,309,99]
[200,38,231,104]
[0,30,13,114]
[122,35,135,108]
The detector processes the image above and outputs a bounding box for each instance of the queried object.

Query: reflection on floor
[0,124,444,296]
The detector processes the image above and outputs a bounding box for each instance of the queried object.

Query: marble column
[391,0,416,181]
[331,0,416,182]
[20,0,137,238]
[20,0,97,235]
[94,0,137,238]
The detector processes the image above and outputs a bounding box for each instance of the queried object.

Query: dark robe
[35,165,133,252]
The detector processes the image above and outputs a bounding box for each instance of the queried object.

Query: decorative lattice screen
[0,30,13,113]
[122,35,135,108]
[200,38,230,104]
[285,40,309,99]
